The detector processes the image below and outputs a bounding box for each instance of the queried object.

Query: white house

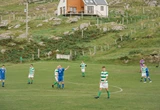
[57,0,108,17]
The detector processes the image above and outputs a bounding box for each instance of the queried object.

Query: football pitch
[0,61,160,110]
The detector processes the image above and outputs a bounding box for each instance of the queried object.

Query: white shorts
[100,82,108,88]
[55,77,58,82]
[28,74,34,78]
[141,73,146,77]
[81,69,85,72]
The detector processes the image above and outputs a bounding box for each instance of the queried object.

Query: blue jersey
[0,68,6,80]
[58,68,65,77]
[146,67,149,77]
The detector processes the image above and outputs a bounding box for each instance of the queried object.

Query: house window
[100,6,104,11]
[87,6,94,14]
[70,7,77,13]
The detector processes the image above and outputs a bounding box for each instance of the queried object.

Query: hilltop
[0,0,160,64]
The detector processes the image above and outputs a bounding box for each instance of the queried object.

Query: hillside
[0,0,160,64]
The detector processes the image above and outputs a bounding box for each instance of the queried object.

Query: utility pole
[25,1,29,38]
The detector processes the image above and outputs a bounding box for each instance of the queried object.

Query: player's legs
[95,82,104,99]
[1,74,5,87]
[105,83,110,99]
[95,88,102,99]
[141,73,146,83]
[61,76,64,89]
[58,77,62,88]
[81,69,85,77]
[2,80,4,87]
[52,77,58,88]
[143,76,147,83]
[31,78,34,84]
[28,74,34,84]
[58,82,62,88]
[147,76,152,83]
[28,74,31,84]
[146,73,152,82]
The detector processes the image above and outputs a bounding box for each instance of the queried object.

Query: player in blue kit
[58,65,69,89]
[145,65,152,83]
[0,65,6,87]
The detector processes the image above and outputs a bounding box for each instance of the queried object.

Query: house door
[87,6,94,14]
[63,7,65,14]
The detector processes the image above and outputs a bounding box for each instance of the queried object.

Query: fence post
[94,46,96,54]
[38,49,40,58]
[101,46,103,52]
[32,54,34,60]
[0,16,2,21]
[82,30,84,38]
[143,7,145,14]
[74,51,77,56]
[107,44,110,49]
[89,49,92,55]
[120,35,123,41]
[115,40,117,44]
[70,50,72,60]
[13,14,15,20]
[82,50,84,56]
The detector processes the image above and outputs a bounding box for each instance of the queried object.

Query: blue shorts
[146,73,149,77]
[0,73,5,80]
[58,76,64,82]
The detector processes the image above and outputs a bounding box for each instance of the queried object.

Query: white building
[57,0,108,17]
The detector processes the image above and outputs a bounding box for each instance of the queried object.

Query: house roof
[94,0,107,5]
[83,0,95,5]
[83,0,107,5]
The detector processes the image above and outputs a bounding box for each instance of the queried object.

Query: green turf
[0,61,160,110]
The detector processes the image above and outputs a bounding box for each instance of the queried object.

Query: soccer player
[140,64,147,83]
[0,65,6,87]
[140,58,145,73]
[58,65,69,89]
[52,66,59,88]
[95,66,110,99]
[80,61,87,77]
[28,64,35,84]
[145,65,152,83]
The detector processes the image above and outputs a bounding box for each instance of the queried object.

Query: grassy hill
[0,0,160,64]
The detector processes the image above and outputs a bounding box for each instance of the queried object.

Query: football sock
[53,82,58,85]
[31,79,33,83]
[62,84,64,88]
[98,91,102,97]
[82,72,85,77]
[28,79,30,83]
[2,82,4,86]
[144,78,146,82]
[148,78,151,81]
[107,91,110,98]
[58,84,61,88]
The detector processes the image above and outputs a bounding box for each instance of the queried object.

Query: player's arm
[65,66,70,70]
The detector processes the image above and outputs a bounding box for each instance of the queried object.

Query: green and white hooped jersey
[141,67,146,73]
[80,63,87,69]
[54,69,58,76]
[100,71,108,83]
[29,67,35,75]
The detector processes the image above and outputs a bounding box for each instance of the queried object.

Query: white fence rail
[56,54,71,60]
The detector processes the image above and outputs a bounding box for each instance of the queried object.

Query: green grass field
[0,61,160,110]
